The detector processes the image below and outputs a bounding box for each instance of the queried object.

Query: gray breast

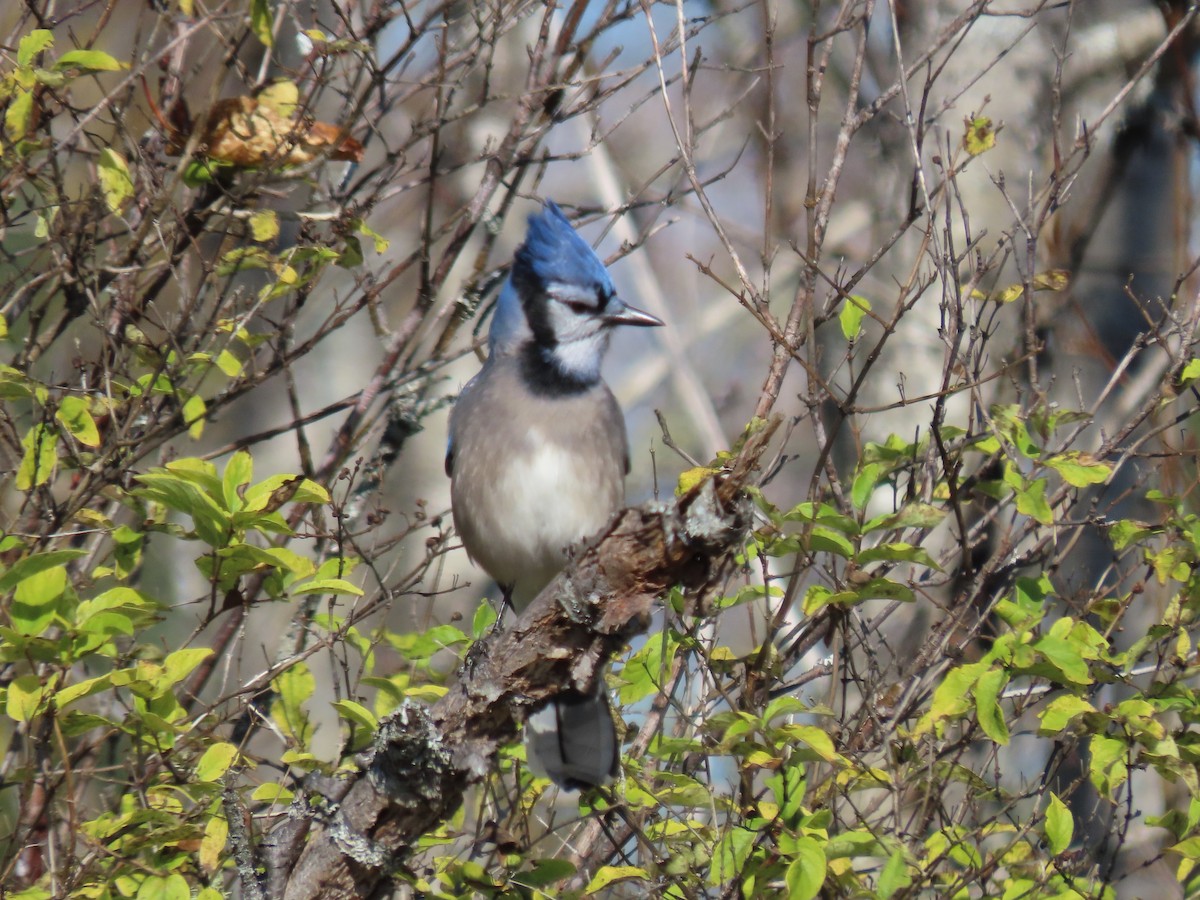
[448,358,629,606]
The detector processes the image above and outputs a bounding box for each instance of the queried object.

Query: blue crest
[514,201,613,293]
[489,201,613,352]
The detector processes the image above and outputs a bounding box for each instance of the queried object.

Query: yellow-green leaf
[250,209,280,242]
[355,218,390,253]
[777,723,840,762]
[5,90,34,141]
[878,850,912,898]
[332,699,378,731]
[585,866,650,893]
[195,741,239,782]
[974,666,1009,745]
[17,30,54,67]
[784,836,827,900]
[54,49,126,72]
[200,815,228,873]
[1038,695,1095,735]
[135,872,190,900]
[250,0,274,46]
[1045,791,1073,855]
[1180,358,1200,387]
[97,148,134,213]
[183,393,207,439]
[677,465,719,495]
[6,674,49,723]
[16,423,57,490]
[251,782,294,803]
[56,395,101,447]
[963,115,996,155]
[1046,452,1111,487]
[292,578,363,596]
[839,294,870,341]
[257,79,298,116]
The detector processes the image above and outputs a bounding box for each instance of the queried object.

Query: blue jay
[445,200,662,788]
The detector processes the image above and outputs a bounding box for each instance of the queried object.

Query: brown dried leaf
[168,95,363,166]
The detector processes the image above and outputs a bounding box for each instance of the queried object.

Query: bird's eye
[562,299,594,314]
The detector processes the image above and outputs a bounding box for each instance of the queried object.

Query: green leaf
[851,462,885,509]
[1180,358,1200,387]
[0,549,86,592]
[273,663,315,731]
[135,873,190,900]
[783,836,826,900]
[802,584,834,615]
[584,865,649,893]
[250,0,274,46]
[200,816,228,874]
[6,674,49,722]
[354,218,390,253]
[472,600,498,638]
[16,423,57,490]
[1037,695,1095,735]
[5,89,34,141]
[215,349,243,377]
[332,699,378,731]
[195,741,239,782]
[18,30,54,67]
[974,666,1009,745]
[878,850,912,898]
[243,473,330,509]
[56,395,101,447]
[12,564,66,636]
[775,724,840,762]
[1045,452,1111,487]
[1089,734,1129,799]
[182,393,206,439]
[97,148,134,213]
[808,526,855,557]
[864,502,947,532]
[913,661,987,738]
[1034,635,1092,685]
[291,577,363,596]
[849,577,915,603]
[388,624,469,661]
[135,468,230,547]
[222,450,254,511]
[522,858,576,887]
[251,782,294,803]
[839,294,870,340]
[1045,791,1073,855]
[618,629,679,704]
[1013,476,1053,526]
[163,648,213,686]
[54,49,125,72]
[708,826,756,886]
[857,542,941,570]
[56,674,115,709]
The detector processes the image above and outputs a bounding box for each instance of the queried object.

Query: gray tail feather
[525,688,618,790]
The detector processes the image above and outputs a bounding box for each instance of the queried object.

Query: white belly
[452,435,623,607]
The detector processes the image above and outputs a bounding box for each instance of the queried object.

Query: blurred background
[4,1,1200,896]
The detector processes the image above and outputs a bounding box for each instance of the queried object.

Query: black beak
[604,299,664,328]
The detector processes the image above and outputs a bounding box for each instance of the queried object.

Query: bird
[445,199,662,789]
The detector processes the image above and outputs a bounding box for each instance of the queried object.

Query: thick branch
[275,418,778,900]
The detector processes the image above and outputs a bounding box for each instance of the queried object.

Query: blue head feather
[489,201,613,354]
[514,201,613,294]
